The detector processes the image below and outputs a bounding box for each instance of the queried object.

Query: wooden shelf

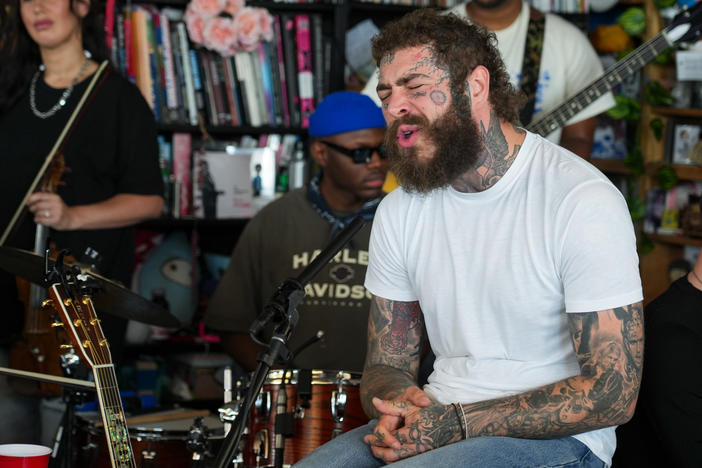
[350,1,425,13]
[648,233,702,247]
[651,107,702,118]
[158,123,308,136]
[591,159,631,174]
[149,0,335,11]
[645,162,702,181]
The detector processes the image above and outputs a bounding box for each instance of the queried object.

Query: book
[310,14,324,105]
[273,16,291,127]
[250,49,271,125]
[172,132,192,218]
[131,7,154,110]
[123,5,135,83]
[264,40,285,126]
[188,49,207,124]
[159,12,178,114]
[212,54,233,125]
[197,49,218,126]
[234,51,262,127]
[192,150,253,219]
[257,42,277,126]
[176,21,198,126]
[294,14,315,127]
[167,19,187,124]
[221,56,241,126]
[280,14,300,127]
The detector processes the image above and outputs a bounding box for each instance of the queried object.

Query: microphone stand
[213,216,366,468]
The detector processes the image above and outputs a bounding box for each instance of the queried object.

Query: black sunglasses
[320,141,387,164]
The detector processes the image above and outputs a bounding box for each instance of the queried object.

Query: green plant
[650,117,664,140]
[645,80,675,106]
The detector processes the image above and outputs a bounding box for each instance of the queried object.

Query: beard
[385,95,484,193]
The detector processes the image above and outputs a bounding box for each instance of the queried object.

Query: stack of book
[108,5,333,128]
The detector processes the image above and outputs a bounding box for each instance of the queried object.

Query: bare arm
[28,192,164,230]
[559,117,597,161]
[220,331,263,372]
[367,302,644,463]
[360,296,427,418]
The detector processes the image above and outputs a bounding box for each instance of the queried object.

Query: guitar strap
[518,8,545,127]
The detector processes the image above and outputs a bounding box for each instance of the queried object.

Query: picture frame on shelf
[665,118,702,165]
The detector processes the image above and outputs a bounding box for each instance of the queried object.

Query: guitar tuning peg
[41,299,54,309]
[60,344,73,350]
[51,322,64,328]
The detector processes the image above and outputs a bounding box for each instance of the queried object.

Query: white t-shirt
[364,132,642,465]
[362,1,616,145]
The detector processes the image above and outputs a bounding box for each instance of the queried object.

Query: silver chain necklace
[30,49,92,119]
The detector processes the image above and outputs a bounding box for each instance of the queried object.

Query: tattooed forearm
[459,303,643,440]
[361,297,425,417]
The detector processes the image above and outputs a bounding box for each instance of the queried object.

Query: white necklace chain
[30,49,92,119]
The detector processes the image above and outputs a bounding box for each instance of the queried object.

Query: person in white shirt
[363,0,615,161]
[295,9,642,467]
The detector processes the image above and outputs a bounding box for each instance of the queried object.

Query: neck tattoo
[30,49,92,119]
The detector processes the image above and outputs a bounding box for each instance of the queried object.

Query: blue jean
[293,421,606,468]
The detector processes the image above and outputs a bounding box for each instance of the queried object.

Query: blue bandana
[306,171,383,239]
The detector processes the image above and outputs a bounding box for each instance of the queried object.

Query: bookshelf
[636,0,702,304]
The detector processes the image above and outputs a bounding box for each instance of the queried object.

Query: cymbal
[0,246,180,328]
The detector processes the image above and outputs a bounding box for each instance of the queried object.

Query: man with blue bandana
[205,91,388,374]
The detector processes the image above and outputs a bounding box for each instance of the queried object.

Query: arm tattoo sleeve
[361,297,425,416]
[459,303,643,439]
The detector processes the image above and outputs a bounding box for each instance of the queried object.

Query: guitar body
[8,324,64,397]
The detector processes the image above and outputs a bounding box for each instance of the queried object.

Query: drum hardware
[213,217,366,468]
[75,412,226,468]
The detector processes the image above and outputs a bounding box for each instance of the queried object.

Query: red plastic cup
[0,444,52,468]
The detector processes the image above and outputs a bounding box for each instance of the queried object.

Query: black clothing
[0,66,163,354]
[614,276,702,468]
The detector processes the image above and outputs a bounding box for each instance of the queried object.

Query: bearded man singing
[293,8,643,468]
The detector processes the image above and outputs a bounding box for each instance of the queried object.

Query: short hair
[371,8,525,124]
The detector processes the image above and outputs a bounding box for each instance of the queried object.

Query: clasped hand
[362,386,463,463]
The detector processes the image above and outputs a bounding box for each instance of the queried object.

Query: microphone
[273,384,288,468]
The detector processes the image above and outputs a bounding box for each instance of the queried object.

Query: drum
[243,369,368,467]
[75,410,225,468]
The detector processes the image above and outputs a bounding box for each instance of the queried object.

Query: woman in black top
[0,0,164,443]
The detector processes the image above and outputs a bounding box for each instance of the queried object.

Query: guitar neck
[527,32,672,137]
[93,364,137,468]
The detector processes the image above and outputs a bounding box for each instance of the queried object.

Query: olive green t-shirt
[205,188,374,372]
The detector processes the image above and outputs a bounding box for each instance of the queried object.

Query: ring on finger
[44,210,50,218]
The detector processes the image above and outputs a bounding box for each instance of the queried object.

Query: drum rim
[265,369,361,385]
